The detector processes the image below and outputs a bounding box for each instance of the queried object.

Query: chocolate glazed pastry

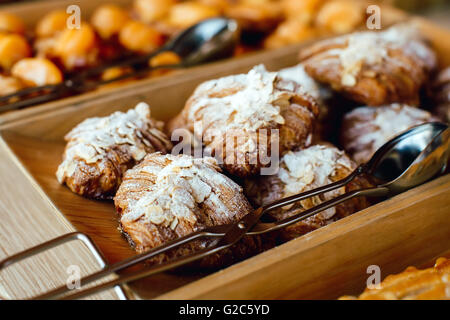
[167,65,319,178]
[56,103,172,199]
[299,24,437,106]
[114,153,274,269]
[245,144,371,242]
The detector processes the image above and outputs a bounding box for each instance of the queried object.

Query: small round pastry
[0,74,25,96]
[299,24,437,106]
[315,0,364,34]
[133,0,176,24]
[52,23,99,70]
[56,102,173,199]
[115,153,268,268]
[244,144,370,242]
[225,1,283,34]
[11,57,63,86]
[35,10,69,38]
[280,0,324,24]
[119,20,164,53]
[166,2,220,29]
[91,4,130,39]
[341,104,437,164]
[167,64,319,178]
[431,67,450,123]
[264,19,318,49]
[0,34,31,70]
[0,12,26,35]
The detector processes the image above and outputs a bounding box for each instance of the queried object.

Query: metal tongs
[0,18,239,112]
[0,122,448,299]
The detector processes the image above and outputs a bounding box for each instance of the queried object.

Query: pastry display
[431,67,450,123]
[167,64,319,178]
[115,152,268,267]
[244,144,370,241]
[299,24,437,106]
[341,104,437,164]
[56,102,172,199]
[0,0,370,103]
[340,258,450,300]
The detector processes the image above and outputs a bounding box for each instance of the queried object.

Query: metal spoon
[0,18,240,111]
[249,121,450,235]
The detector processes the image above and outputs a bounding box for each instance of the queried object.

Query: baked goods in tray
[299,24,437,106]
[340,257,450,300]
[431,67,450,123]
[56,102,172,199]
[167,64,319,178]
[244,144,370,242]
[341,104,437,164]
[115,152,268,267]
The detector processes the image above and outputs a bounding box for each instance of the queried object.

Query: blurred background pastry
[340,257,450,300]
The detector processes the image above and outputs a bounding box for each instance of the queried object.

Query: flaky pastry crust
[56,103,172,199]
[167,65,319,178]
[340,104,437,164]
[340,258,450,300]
[299,24,437,106]
[115,153,269,268]
[245,144,370,242]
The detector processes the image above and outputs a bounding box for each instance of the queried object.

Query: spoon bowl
[364,122,449,194]
[165,18,240,66]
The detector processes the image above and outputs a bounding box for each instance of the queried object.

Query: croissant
[431,67,450,123]
[114,153,270,268]
[340,257,450,300]
[244,144,371,242]
[56,102,172,199]
[341,104,437,164]
[167,65,319,178]
[299,24,437,106]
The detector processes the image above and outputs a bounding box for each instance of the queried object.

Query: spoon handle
[249,186,390,236]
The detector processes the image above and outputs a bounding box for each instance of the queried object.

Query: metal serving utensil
[0,18,239,111]
[0,122,448,299]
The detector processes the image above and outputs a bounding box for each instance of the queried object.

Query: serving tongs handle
[0,166,386,300]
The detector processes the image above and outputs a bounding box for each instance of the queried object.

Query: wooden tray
[0,0,415,126]
[0,16,449,299]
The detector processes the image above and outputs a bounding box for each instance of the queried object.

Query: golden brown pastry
[52,23,100,70]
[91,4,130,40]
[264,19,318,49]
[0,12,26,35]
[115,152,268,268]
[340,257,450,300]
[299,24,437,106]
[11,58,63,86]
[0,74,25,96]
[431,67,450,123]
[56,103,172,199]
[167,64,319,178]
[315,0,364,35]
[245,144,370,242]
[225,0,283,34]
[341,104,437,164]
[0,33,31,70]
